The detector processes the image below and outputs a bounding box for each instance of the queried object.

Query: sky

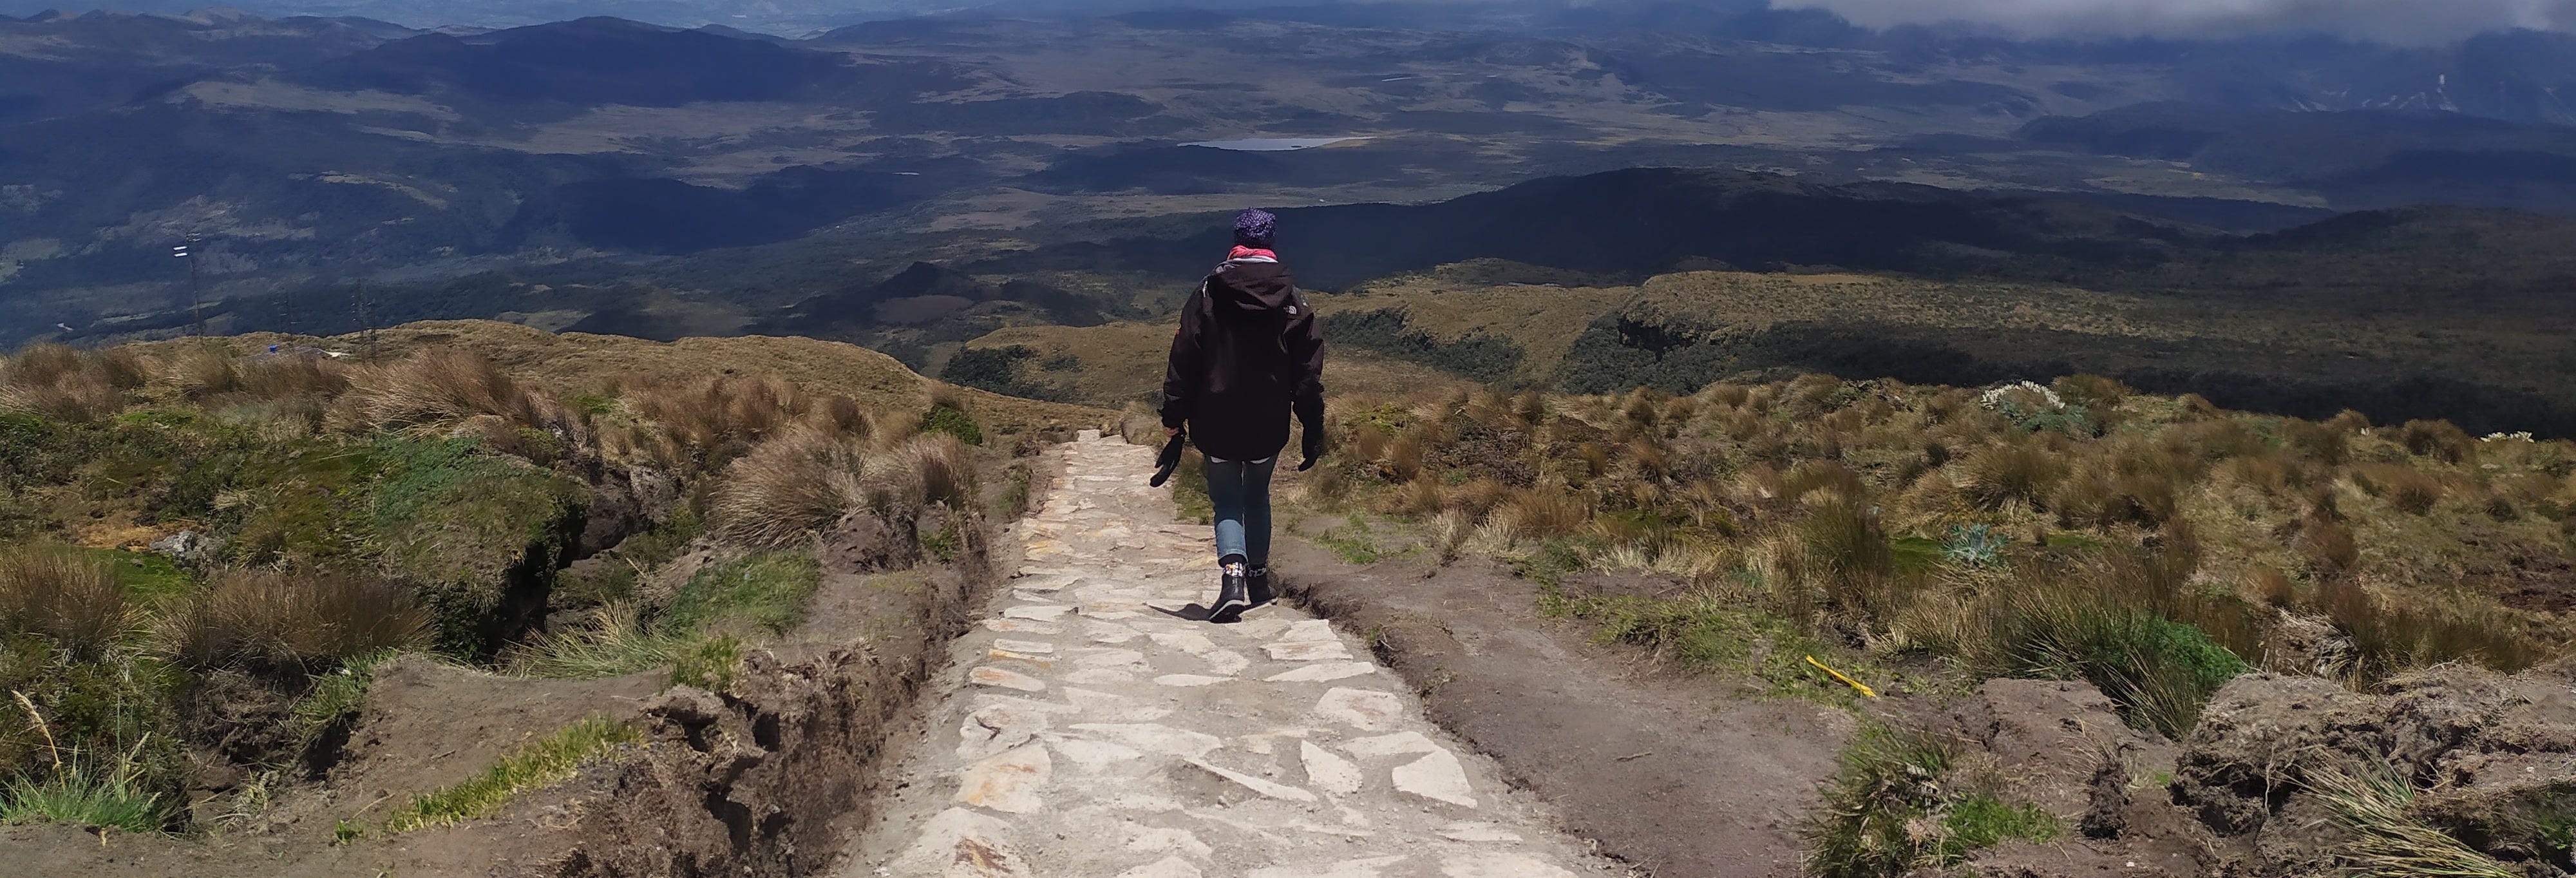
[1779,0,2576,44]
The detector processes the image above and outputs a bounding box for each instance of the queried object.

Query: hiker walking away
[1161,208,1326,623]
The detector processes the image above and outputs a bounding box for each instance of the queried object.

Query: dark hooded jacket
[1160,256,1325,462]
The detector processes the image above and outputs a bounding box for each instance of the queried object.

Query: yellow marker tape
[1804,655,1879,698]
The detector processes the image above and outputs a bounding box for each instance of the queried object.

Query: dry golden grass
[1306,373,2576,704]
[162,569,430,674]
[0,549,129,659]
[200,320,1108,435]
[0,343,144,422]
[708,426,870,549]
[332,348,541,432]
[706,426,981,549]
[876,432,977,512]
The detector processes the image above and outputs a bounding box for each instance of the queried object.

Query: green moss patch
[668,551,822,636]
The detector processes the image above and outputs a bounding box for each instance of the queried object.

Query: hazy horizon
[3,0,2567,45]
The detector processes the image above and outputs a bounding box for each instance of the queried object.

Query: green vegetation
[1312,373,2573,740]
[1313,517,1398,566]
[285,651,395,754]
[1320,309,1527,383]
[1540,584,1871,704]
[1804,725,2058,878]
[381,716,641,833]
[668,635,744,691]
[920,399,985,446]
[942,345,1068,402]
[371,436,586,656]
[0,338,988,835]
[1943,794,2061,852]
[508,604,696,680]
[1,744,171,834]
[668,552,822,636]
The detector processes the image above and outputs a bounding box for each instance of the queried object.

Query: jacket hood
[1211,259,1301,316]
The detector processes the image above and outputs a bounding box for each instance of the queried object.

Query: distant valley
[6,4,2576,436]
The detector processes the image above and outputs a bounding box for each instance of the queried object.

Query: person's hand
[1298,427,1323,470]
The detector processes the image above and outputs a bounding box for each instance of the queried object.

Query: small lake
[1180,137,1372,151]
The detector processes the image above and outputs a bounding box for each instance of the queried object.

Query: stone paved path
[840,432,1611,878]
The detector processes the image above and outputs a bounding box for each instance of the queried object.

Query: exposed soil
[1274,543,1853,878]
[1923,680,2220,877]
[2168,660,2576,877]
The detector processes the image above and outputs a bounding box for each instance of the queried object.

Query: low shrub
[1942,524,2006,569]
[1985,551,2251,738]
[919,394,983,446]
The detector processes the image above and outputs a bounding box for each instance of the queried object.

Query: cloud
[1776,0,2576,44]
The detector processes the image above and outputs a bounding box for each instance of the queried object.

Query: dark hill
[0,10,398,123]
[2019,103,2576,213]
[285,17,858,110]
[761,261,1106,339]
[996,167,2209,289]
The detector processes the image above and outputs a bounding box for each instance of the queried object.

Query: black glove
[1297,426,1323,471]
[1150,431,1186,487]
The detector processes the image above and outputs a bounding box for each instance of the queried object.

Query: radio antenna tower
[173,239,207,337]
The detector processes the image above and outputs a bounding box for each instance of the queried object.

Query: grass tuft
[162,569,430,676]
[504,603,693,680]
[1804,725,2058,878]
[709,426,867,548]
[334,350,538,434]
[0,748,169,834]
[381,716,639,833]
[2307,759,2519,878]
[0,549,131,659]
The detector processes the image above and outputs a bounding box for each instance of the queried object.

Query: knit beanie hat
[1232,209,1276,249]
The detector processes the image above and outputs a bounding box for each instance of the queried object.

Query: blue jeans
[1203,457,1276,567]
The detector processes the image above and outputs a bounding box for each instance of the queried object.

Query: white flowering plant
[1980,381,2094,437]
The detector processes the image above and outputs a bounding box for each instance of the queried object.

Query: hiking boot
[1210,565,1251,623]
[1245,566,1275,609]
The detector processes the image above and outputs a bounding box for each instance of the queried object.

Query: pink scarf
[1227,245,1276,261]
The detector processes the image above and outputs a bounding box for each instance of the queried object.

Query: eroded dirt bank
[5,488,1034,878]
[1276,545,1853,878]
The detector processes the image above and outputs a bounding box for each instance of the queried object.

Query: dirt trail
[835,431,1615,878]
[1278,555,1851,878]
